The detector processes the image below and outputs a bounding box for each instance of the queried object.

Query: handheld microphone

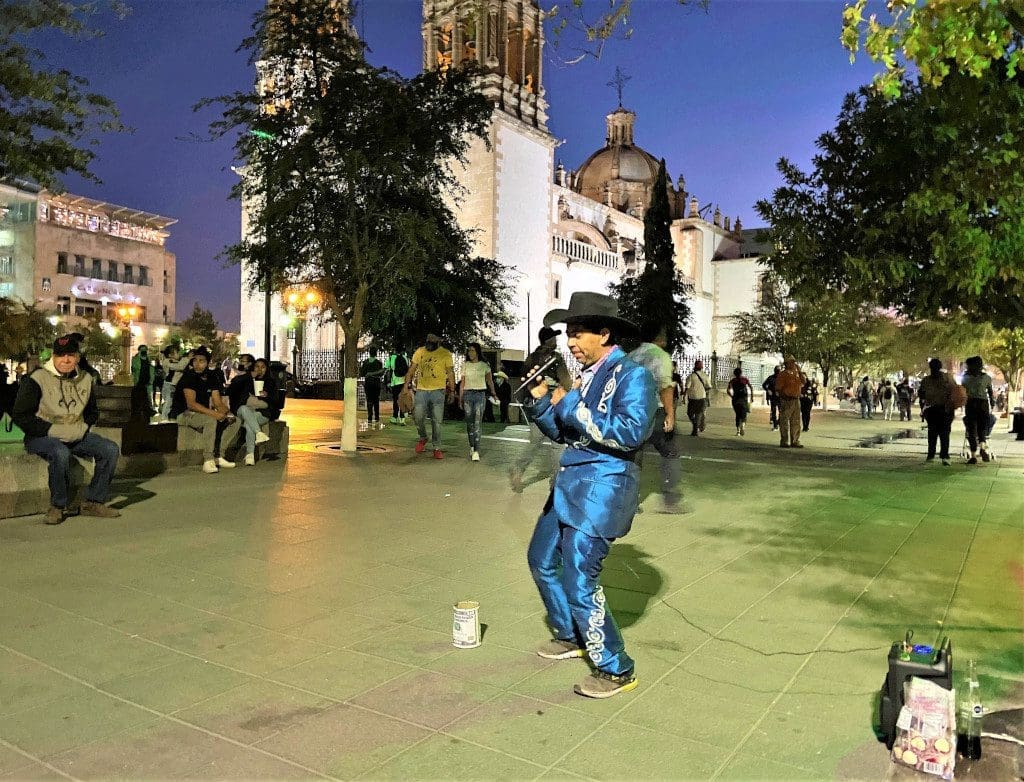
[515,355,559,395]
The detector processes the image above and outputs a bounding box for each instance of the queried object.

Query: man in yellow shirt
[404,333,456,459]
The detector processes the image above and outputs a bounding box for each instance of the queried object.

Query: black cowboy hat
[543,291,638,336]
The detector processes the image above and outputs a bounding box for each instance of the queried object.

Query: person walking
[629,325,682,512]
[360,349,386,429]
[385,347,409,425]
[684,359,711,436]
[880,380,896,421]
[857,376,874,419]
[896,378,914,421]
[726,367,752,436]
[494,369,512,423]
[776,355,804,448]
[404,333,456,459]
[918,358,957,466]
[459,342,498,461]
[130,344,154,418]
[522,292,657,699]
[510,327,572,491]
[762,367,781,430]
[12,334,121,523]
[961,356,995,465]
[800,375,818,432]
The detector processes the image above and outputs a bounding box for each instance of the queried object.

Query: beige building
[0,182,177,346]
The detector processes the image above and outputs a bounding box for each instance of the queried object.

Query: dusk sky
[49,0,884,330]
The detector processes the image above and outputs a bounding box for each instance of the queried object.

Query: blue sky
[49,0,884,329]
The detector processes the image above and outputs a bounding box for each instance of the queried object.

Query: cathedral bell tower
[423,0,548,131]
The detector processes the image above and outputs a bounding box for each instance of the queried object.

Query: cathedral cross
[606,66,631,107]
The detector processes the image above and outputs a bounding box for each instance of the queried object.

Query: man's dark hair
[569,317,619,345]
[639,320,663,344]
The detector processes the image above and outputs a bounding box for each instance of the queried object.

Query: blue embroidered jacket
[524,346,657,540]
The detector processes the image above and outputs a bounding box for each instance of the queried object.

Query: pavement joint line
[3,566,579,774]
[539,495,892,777]
[707,491,944,778]
[935,482,991,631]
[0,642,338,781]
[0,737,79,781]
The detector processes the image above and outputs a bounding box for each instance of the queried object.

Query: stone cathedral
[239,0,765,371]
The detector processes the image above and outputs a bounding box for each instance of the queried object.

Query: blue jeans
[860,400,873,418]
[463,390,486,450]
[527,500,634,676]
[413,388,446,448]
[25,433,120,509]
[236,406,270,455]
[160,382,176,418]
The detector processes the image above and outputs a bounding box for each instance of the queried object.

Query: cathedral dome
[574,107,661,210]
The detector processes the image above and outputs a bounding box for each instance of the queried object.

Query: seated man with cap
[522,292,657,699]
[12,334,121,524]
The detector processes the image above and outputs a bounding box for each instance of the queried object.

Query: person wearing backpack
[880,380,896,421]
[726,367,752,436]
[896,379,913,421]
[684,359,711,436]
[918,358,958,465]
[386,347,409,425]
[856,376,874,419]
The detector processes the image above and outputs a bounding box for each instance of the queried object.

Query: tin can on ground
[452,600,481,648]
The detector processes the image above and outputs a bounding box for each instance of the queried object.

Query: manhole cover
[313,442,392,456]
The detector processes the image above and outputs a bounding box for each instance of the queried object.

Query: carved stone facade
[423,0,548,130]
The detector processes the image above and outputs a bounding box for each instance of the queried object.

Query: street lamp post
[111,304,140,386]
[517,276,535,355]
[284,287,320,384]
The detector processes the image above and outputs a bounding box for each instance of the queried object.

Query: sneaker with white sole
[255,431,271,445]
[216,457,236,468]
[244,454,256,466]
[536,639,585,660]
[202,460,219,474]
[573,669,638,699]
[471,450,480,461]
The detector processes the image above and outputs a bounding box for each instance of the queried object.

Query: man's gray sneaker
[573,670,638,699]
[536,639,585,660]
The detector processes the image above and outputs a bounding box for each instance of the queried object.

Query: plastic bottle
[957,658,983,760]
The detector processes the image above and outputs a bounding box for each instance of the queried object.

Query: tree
[861,314,991,379]
[728,274,868,407]
[755,70,1024,328]
[207,0,508,450]
[76,313,120,363]
[986,328,1024,410]
[610,159,692,352]
[0,297,57,361]
[173,302,237,361]
[842,0,1024,98]
[0,0,125,189]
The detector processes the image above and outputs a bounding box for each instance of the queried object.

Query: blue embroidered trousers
[527,497,634,676]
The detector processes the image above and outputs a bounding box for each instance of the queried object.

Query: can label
[452,601,481,648]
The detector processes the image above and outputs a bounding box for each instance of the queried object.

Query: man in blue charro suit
[522,292,658,698]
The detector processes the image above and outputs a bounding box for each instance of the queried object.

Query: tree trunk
[820,365,830,411]
[338,290,367,453]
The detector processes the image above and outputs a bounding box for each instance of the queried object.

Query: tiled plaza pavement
[1,400,1021,780]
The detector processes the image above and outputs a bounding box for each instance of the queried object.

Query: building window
[551,276,561,302]
[91,257,102,278]
[0,255,13,276]
[57,296,70,315]
[162,305,168,321]
[139,265,150,286]
[41,277,51,292]
[0,283,12,297]
[123,264,134,284]
[74,255,86,275]
[107,260,118,282]
[57,253,68,274]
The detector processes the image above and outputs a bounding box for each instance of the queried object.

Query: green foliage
[75,313,119,362]
[0,0,125,189]
[755,71,1024,328]
[861,314,991,378]
[171,302,236,360]
[842,0,1024,98]
[728,273,869,388]
[611,159,692,351]
[0,297,57,360]
[985,327,1024,393]
[207,0,507,377]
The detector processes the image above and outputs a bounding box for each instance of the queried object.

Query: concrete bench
[0,448,96,519]
[175,418,289,463]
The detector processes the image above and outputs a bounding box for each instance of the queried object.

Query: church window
[505,19,523,85]
[436,22,453,72]
[460,17,478,63]
[551,276,561,302]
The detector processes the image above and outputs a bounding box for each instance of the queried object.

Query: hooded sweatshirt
[12,358,98,443]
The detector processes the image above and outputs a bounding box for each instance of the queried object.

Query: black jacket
[227,373,283,420]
